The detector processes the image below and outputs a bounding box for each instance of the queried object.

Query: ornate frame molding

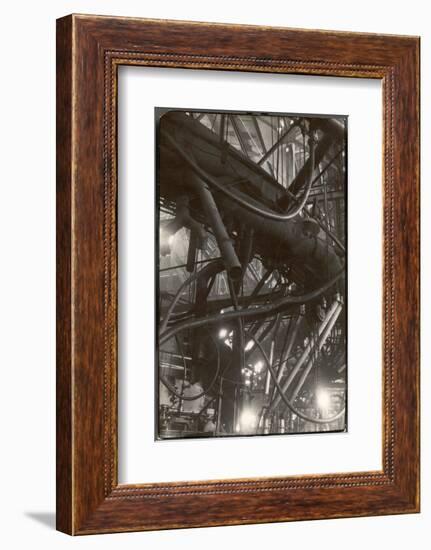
[57,15,419,534]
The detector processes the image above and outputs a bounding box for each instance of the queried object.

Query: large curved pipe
[286,118,346,197]
[164,132,316,222]
[159,260,223,335]
[160,267,344,345]
[159,330,221,401]
[161,156,343,285]
[189,171,242,280]
[161,116,344,286]
[214,189,343,281]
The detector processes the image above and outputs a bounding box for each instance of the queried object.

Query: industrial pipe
[159,330,221,402]
[285,119,345,198]
[164,132,318,223]
[270,298,342,410]
[160,267,344,345]
[289,303,343,403]
[270,314,303,403]
[161,120,344,286]
[190,171,242,281]
[251,336,345,425]
[161,194,207,256]
[159,260,223,335]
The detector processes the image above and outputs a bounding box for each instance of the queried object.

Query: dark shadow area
[25,512,56,530]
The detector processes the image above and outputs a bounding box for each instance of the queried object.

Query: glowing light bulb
[245,340,254,352]
[218,328,228,339]
[254,360,264,373]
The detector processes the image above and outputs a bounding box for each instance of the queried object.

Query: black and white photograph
[156,108,347,439]
[0,0,424,546]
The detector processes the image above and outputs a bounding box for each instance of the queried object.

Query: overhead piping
[251,337,345,425]
[160,267,344,345]
[270,298,342,410]
[164,132,317,222]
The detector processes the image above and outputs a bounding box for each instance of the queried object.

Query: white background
[0,1,428,549]
[119,68,382,483]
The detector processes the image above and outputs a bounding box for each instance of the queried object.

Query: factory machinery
[157,109,347,439]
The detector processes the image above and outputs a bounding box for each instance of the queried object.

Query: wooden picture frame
[56,14,420,535]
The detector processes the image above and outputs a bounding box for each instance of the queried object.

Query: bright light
[254,360,264,373]
[218,328,228,339]
[160,228,175,252]
[316,388,331,411]
[245,340,254,351]
[240,409,256,431]
[160,229,174,257]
